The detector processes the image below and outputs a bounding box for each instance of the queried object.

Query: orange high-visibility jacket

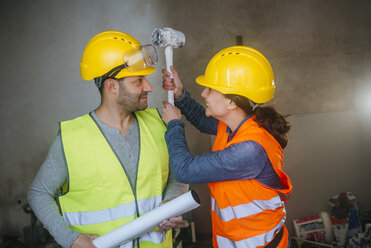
[209,116,293,248]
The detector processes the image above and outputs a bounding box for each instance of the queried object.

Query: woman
[161,46,293,248]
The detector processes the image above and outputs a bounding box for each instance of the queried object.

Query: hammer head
[152,28,185,48]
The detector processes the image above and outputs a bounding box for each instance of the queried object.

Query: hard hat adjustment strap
[94,78,103,89]
[94,63,128,88]
[248,99,261,111]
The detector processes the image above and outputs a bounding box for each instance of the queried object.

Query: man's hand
[71,234,99,248]
[162,66,183,100]
[157,200,183,231]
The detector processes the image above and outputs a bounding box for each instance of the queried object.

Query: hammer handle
[165,46,174,105]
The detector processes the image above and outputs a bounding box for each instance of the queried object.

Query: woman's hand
[162,66,183,100]
[162,101,182,125]
[71,233,99,248]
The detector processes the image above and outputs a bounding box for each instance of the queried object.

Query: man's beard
[136,93,149,111]
[118,88,148,112]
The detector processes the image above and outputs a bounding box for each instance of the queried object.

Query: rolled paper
[93,190,201,248]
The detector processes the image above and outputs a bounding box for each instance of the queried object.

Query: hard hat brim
[196,75,274,104]
[196,75,235,96]
[115,66,156,78]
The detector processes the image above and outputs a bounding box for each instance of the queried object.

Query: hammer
[152,27,185,105]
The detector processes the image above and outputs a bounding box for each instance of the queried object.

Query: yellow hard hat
[80,31,155,81]
[196,46,275,103]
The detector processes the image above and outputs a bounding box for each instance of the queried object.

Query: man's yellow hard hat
[80,31,155,81]
[196,46,275,103]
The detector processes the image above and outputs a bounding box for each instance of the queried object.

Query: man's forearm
[28,184,79,248]
[163,169,189,201]
[28,137,79,248]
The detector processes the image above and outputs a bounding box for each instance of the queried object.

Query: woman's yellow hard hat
[196,46,275,103]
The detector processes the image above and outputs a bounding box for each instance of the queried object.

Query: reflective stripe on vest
[120,242,133,248]
[63,195,161,226]
[118,231,166,248]
[211,196,284,222]
[215,216,286,248]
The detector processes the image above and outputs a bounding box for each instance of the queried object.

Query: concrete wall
[284,109,371,234]
[1,0,370,238]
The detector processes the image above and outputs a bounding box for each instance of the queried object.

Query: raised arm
[162,67,218,135]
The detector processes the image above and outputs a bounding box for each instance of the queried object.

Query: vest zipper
[133,113,141,248]
[89,113,142,248]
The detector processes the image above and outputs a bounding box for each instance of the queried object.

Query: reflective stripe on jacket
[209,116,293,248]
[59,109,172,248]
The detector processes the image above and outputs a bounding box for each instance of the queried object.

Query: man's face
[117,75,153,112]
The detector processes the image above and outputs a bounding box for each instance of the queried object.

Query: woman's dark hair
[225,94,291,149]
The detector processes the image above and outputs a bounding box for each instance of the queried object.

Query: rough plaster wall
[0,0,170,236]
[1,0,371,240]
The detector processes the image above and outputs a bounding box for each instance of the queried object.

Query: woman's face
[201,87,230,118]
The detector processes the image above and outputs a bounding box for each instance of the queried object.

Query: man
[28,31,188,248]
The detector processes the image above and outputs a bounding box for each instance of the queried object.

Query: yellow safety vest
[58,109,172,248]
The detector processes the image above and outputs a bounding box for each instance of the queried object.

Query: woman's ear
[227,99,237,110]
